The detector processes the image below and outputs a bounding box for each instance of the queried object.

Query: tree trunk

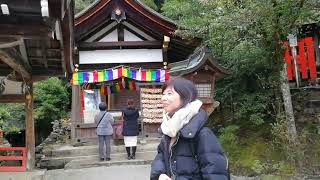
[280,63,303,171]
[280,63,298,142]
[280,64,297,142]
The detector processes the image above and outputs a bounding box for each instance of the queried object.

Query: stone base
[143,123,161,135]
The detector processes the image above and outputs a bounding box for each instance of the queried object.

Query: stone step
[306,100,320,108]
[39,150,157,170]
[38,141,160,170]
[64,151,157,170]
[43,141,160,157]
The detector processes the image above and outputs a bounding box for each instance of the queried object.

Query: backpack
[189,127,231,180]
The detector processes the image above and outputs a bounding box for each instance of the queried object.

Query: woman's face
[161,86,182,114]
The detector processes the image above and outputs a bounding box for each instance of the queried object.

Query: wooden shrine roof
[74,0,200,63]
[169,46,231,77]
[0,0,74,81]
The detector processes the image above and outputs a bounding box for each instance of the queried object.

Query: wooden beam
[28,48,61,52]
[78,41,162,50]
[78,62,163,70]
[25,81,35,170]
[41,41,48,68]
[62,6,74,75]
[0,24,51,39]
[32,69,64,77]
[118,24,124,41]
[0,49,31,79]
[123,26,148,41]
[0,40,21,48]
[19,39,30,70]
[0,0,41,14]
[0,94,25,103]
[94,23,118,42]
[55,20,67,75]
[29,57,61,61]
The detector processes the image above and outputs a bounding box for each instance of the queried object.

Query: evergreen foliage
[0,78,70,145]
[161,0,319,175]
[33,78,70,141]
[75,0,97,14]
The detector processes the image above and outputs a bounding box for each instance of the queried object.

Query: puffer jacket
[150,109,228,180]
[122,107,139,136]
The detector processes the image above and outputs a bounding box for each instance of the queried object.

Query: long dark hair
[162,77,198,108]
[127,99,135,109]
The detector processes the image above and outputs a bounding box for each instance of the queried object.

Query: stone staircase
[38,137,161,170]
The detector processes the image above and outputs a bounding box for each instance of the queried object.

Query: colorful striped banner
[118,67,122,78]
[160,70,166,82]
[151,70,156,81]
[123,68,128,77]
[113,69,119,79]
[141,70,146,81]
[156,70,160,82]
[93,71,98,83]
[103,71,109,81]
[108,70,113,81]
[72,73,78,85]
[106,86,111,95]
[125,80,137,91]
[115,84,120,92]
[88,72,94,83]
[72,67,169,85]
[131,70,135,79]
[98,71,104,82]
[146,70,151,81]
[136,70,141,81]
[100,84,105,95]
[83,72,89,83]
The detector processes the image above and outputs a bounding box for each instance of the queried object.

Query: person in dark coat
[94,102,114,161]
[150,78,229,180]
[122,99,139,160]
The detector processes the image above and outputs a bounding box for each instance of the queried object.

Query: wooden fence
[0,147,26,172]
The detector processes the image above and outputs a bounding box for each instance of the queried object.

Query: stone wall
[291,88,320,132]
[35,118,71,167]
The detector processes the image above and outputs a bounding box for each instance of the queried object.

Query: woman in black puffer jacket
[150,78,228,180]
[122,99,139,160]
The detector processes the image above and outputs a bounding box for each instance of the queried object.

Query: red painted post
[298,38,308,79]
[305,37,317,81]
[284,42,294,80]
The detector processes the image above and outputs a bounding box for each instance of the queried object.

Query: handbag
[113,120,124,139]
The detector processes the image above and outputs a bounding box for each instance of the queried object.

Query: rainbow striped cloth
[72,67,169,85]
[100,80,137,95]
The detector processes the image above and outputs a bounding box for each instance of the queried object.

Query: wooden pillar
[25,81,34,170]
[211,73,216,98]
[107,95,111,110]
[71,85,81,144]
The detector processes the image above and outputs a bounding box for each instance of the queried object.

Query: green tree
[75,0,97,14]
[0,104,25,132]
[33,77,70,140]
[161,0,319,172]
[34,77,69,121]
[140,0,159,11]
